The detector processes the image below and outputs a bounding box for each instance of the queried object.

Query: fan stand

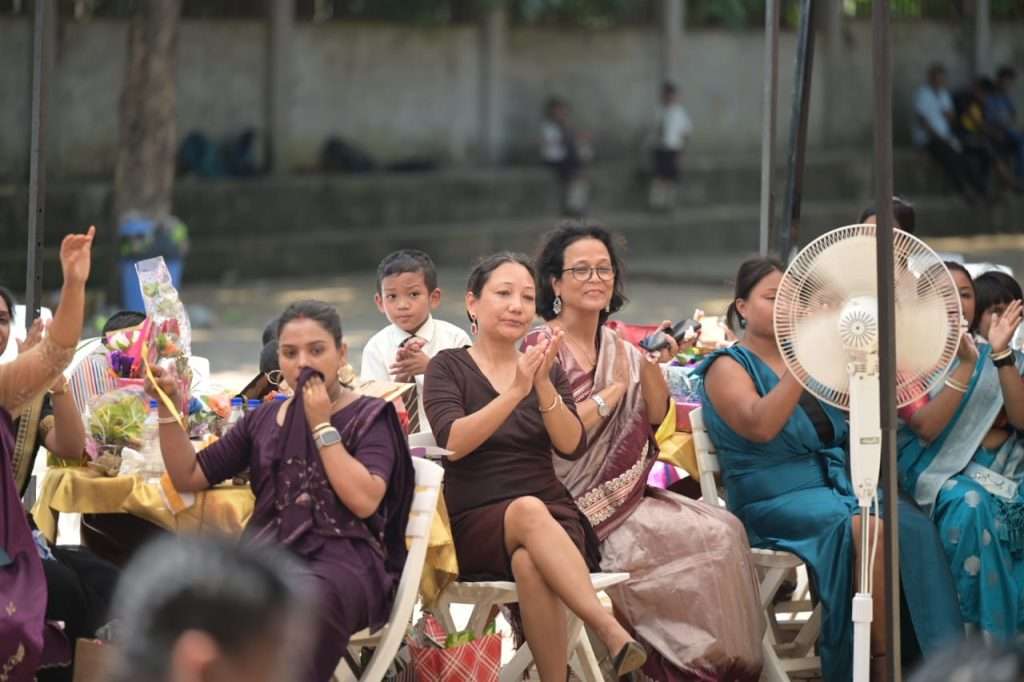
[849,360,883,682]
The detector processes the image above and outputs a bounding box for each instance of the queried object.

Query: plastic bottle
[225,397,245,433]
[247,398,262,412]
[139,400,161,477]
[273,393,288,402]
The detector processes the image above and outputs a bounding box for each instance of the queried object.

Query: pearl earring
[552,296,563,316]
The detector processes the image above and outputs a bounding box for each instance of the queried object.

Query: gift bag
[407,614,501,682]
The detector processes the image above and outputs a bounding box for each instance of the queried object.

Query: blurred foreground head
[108,535,311,682]
[909,637,1024,682]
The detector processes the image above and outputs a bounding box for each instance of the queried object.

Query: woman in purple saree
[524,225,763,681]
[148,300,414,682]
[1,227,95,682]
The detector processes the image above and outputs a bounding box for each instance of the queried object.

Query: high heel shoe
[611,640,647,678]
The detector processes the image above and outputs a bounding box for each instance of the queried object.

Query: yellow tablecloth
[657,431,698,480]
[651,400,699,480]
[31,466,255,543]
[30,465,459,605]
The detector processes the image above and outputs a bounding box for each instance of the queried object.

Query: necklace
[564,332,598,367]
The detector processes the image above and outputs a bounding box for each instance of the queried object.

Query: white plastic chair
[333,456,444,682]
[432,573,629,682]
[411,432,629,682]
[690,407,822,682]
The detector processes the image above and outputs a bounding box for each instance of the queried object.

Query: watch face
[318,430,341,447]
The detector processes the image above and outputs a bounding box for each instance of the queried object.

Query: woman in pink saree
[523,224,763,681]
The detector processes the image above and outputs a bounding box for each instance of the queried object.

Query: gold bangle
[539,394,562,414]
[944,378,968,394]
[312,422,332,433]
[991,348,1013,361]
[945,375,968,391]
[157,416,180,425]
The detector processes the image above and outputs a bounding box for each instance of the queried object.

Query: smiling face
[552,238,615,318]
[466,262,536,342]
[952,269,976,331]
[735,269,782,339]
[276,317,346,389]
[375,271,440,334]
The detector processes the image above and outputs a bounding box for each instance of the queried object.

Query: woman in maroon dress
[148,300,414,682]
[423,252,645,681]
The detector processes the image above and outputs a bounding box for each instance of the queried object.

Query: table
[31,464,459,605]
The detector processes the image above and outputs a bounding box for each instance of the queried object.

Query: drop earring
[470,316,479,335]
[552,295,562,316]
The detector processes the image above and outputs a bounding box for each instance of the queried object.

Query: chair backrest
[66,338,116,413]
[408,430,451,460]
[689,407,724,507]
[359,456,444,680]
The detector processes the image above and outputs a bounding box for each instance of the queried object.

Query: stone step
[1,151,1019,286]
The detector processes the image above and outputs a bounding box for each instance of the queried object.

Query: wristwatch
[314,426,342,450]
[592,394,611,418]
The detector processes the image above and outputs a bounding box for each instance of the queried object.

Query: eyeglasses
[562,265,615,282]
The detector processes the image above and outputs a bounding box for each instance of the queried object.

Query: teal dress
[695,346,962,682]
[900,343,1024,638]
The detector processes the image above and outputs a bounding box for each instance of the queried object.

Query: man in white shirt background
[360,249,471,433]
[649,81,693,210]
[912,62,988,205]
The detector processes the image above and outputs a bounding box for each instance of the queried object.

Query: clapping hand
[535,330,564,388]
[512,341,547,399]
[956,330,979,364]
[390,338,430,382]
[989,300,1023,353]
[59,226,95,288]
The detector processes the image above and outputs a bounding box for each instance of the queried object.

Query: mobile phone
[639,319,702,353]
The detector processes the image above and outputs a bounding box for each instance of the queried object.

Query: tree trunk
[113,0,181,222]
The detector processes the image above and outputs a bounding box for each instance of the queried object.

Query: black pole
[871,0,902,679]
[777,0,815,259]
[759,0,779,256]
[26,0,52,323]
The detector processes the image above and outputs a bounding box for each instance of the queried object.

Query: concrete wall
[1,16,1022,178]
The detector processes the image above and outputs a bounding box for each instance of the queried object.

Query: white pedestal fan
[773,224,962,682]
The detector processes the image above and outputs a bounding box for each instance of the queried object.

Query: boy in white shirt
[649,81,693,210]
[360,250,471,432]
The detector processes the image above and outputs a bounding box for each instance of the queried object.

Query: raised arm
[703,355,803,443]
[988,301,1024,430]
[303,375,386,519]
[43,382,87,461]
[906,333,978,443]
[146,365,211,492]
[0,227,94,413]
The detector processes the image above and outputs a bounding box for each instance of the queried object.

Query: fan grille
[774,224,962,410]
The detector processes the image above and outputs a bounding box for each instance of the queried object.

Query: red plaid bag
[407,614,501,682]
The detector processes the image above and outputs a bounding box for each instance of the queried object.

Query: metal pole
[778,0,815,260]
[871,0,902,678]
[759,0,779,256]
[26,0,52,323]
[975,0,991,77]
